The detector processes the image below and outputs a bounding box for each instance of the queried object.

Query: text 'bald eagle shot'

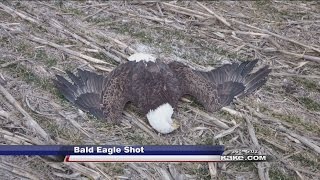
[53,53,271,134]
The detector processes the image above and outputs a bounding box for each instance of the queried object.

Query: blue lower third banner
[0,145,225,162]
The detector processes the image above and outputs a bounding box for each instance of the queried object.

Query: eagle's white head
[146,103,179,134]
[128,53,156,62]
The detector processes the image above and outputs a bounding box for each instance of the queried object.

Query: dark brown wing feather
[168,61,222,112]
[53,63,135,122]
[53,69,106,118]
[169,60,271,112]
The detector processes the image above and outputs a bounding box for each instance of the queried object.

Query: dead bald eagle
[53,53,271,134]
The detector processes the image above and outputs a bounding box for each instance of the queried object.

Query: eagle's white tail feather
[146,103,177,134]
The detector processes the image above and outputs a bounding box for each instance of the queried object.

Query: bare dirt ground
[0,1,320,179]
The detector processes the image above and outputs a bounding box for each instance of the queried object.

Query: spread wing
[53,69,106,118]
[53,63,135,122]
[168,60,271,112]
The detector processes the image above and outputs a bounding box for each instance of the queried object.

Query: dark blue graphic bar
[0,145,224,155]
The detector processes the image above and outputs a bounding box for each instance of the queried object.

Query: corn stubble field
[0,1,320,180]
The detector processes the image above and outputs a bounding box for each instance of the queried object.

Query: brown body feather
[101,60,180,122]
